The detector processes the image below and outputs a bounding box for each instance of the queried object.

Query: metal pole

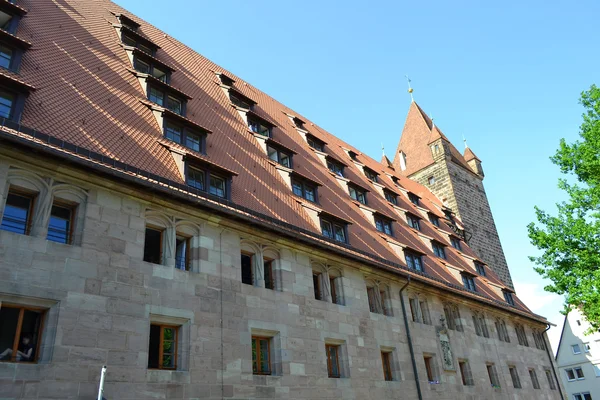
[97,365,107,400]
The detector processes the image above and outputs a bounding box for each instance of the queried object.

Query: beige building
[0,0,565,399]
[556,308,600,400]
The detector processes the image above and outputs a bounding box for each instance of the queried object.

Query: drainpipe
[543,324,565,400]
[399,277,423,400]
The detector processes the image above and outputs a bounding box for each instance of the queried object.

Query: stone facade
[0,145,562,399]
[408,138,514,289]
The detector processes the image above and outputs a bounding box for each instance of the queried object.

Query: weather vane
[462,134,468,149]
[405,75,414,102]
[381,143,386,158]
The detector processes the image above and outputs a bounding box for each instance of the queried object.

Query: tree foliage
[528,85,600,332]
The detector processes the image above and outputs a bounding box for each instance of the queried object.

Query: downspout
[399,277,423,400]
[543,324,565,400]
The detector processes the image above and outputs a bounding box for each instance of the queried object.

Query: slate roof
[0,0,547,322]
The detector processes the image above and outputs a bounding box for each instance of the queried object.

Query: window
[583,342,591,353]
[248,118,271,137]
[459,360,474,386]
[0,43,13,69]
[326,344,340,378]
[532,330,546,350]
[364,167,378,182]
[381,289,392,316]
[164,122,204,153]
[148,324,178,369]
[409,298,420,322]
[374,215,393,236]
[573,393,592,400]
[509,366,521,388]
[409,297,427,323]
[428,213,440,227]
[329,276,339,304]
[545,369,557,390]
[565,367,584,381]
[503,290,515,306]
[472,312,489,338]
[515,324,529,346]
[443,304,462,331]
[152,66,168,83]
[186,163,230,199]
[0,10,15,34]
[475,261,486,276]
[121,32,156,55]
[593,364,600,377]
[406,213,420,230]
[148,86,164,106]
[47,202,74,244]
[423,355,437,383]
[0,89,15,119]
[166,96,182,115]
[0,304,45,363]
[1,190,34,235]
[306,135,324,152]
[565,368,576,381]
[327,159,344,177]
[487,364,500,388]
[450,236,462,250]
[313,272,323,300]
[428,176,435,185]
[381,351,393,381]
[175,235,190,271]
[209,175,226,198]
[143,227,163,264]
[384,190,397,205]
[267,144,292,168]
[461,273,476,292]
[404,250,423,272]
[348,151,358,161]
[134,56,170,83]
[241,253,253,285]
[572,344,582,354]
[575,367,585,380]
[495,319,510,342]
[432,242,446,259]
[264,259,274,290]
[252,336,271,375]
[408,192,420,206]
[186,166,205,190]
[529,368,540,389]
[230,92,253,110]
[367,286,378,313]
[320,218,347,243]
[148,86,184,115]
[419,300,431,324]
[348,185,367,204]
[292,177,317,203]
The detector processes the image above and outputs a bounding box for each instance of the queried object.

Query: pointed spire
[405,75,414,102]
[463,146,481,162]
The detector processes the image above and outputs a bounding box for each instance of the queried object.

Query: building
[555,308,600,400]
[0,1,563,399]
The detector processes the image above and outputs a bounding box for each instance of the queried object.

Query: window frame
[306,134,325,152]
[248,117,272,138]
[263,259,274,290]
[572,344,581,354]
[175,234,191,271]
[374,214,393,236]
[423,355,436,383]
[291,177,317,203]
[143,226,164,265]
[461,273,477,292]
[545,369,557,390]
[383,189,398,205]
[408,192,420,206]
[329,276,338,305]
[0,303,46,364]
[475,261,486,276]
[164,119,206,154]
[47,200,76,245]
[529,368,540,389]
[486,363,500,388]
[404,250,424,272]
[1,188,35,235]
[240,252,254,286]
[432,241,447,259]
[148,323,179,370]
[266,143,293,168]
[428,213,440,227]
[121,30,157,56]
[348,184,367,205]
[252,336,272,375]
[503,290,515,306]
[185,163,231,200]
[326,344,341,378]
[459,360,474,386]
[147,84,186,116]
[406,213,421,231]
[381,351,393,381]
[450,236,462,251]
[133,54,171,83]
[313,271,323,300]
[320,217,348,244]
[326,158,344,177]
[363,167,379,182]
[509,366,522,389]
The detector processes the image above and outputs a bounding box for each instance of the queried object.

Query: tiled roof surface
[7,0,536,317]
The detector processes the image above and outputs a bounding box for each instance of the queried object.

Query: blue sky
[115,0,599,350]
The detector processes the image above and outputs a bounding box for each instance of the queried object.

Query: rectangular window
[148,324,178,369]
[364,168,378,182]
[405,251,423,272]
[264,260,274,290]
[326,344,340,378]
[348,185,367,205]
[573,394,592,400]
[545,369,557,390]
[0,89,14,119]
[241,253,253,285]
[320,218,347,243]
[185,131,202,153]
[152,66,168,83]
[475,261,486,276]
[374,216,393,236]
[267,145,292,168]
[503,291,515,306]
[380,290,391,316]
[165,122,182,144]
[461,273,477,292]
[406,214,420,230]
[583,342,591,352]
[424,356,436,383]
[249,120,271,137]
[419,300,431,324]
[148,86,164,106]
[134,57,151,74]
[575,367,585,380]
[408,192,420,206]
[0,305,45,363]
[487,364,500,388]
[175,235,190,271]
[143,227,163,264]
[409,298,420,322]
[565,368,575,381]
[572,344,581,354]
[1,190,34,235]
[509,366,521,388]
[450,236,462,250]
[292,178,317,203]
[329,277,338,304]
[0,43,13,69]
[384,190,398,205]
[252,336,271,375]
[327,159,344,177]
[529,368,540,389]
[532,330,546,350]
[209,175,226,198]
[428,213,440,227]
[313,272,322,300]
[594,364,600,377]
[459,360,474,386]
[367,286,378,313]
[515,325,529,346]
[166,96,183,115]
[306,135,324,152]
[47,202,74,244]
[432,242,446,259]
[186,166,205,190]
[381,351,393,381]
[444,305,456,330]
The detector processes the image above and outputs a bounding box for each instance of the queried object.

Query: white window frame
[572,344,582,354]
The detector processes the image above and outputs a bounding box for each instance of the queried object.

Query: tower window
[374,215,393,236]
[408,192,420,206]
[428,176,435,185]
[348,185,367,205]
[432,241,446,259]
[406,213,420,231]
[327,159,344,177]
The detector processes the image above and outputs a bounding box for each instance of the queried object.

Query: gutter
[543,324,565,400]
[399,277,423,400]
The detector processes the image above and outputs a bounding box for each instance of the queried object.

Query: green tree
[528,85,600,332]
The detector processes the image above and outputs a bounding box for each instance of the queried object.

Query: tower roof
[464,146,481,162]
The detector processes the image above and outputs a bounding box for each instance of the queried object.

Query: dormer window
[384,190,397,205]
[320,217,348,243]
[218,73,235,87]
[185,160,234,200]
[348,151,358,161]
[364,167,379,183]
[428,213,440,227]
[461,273,477,292]
[248,118,271,138]
[503,290,515,306]
[0,43,12,69]
[450,236,462,251]
[404,250,423,272]
[0,88,14,118]
[348,184,367,205]
[147,86,185,115]
[229,90,255,110]
[121,32,156,56]
[408,192,420,206]
[406,213,420,231]
[291,176,317,203]
[267,143,292,168]
[432,241,446,259]
[475,261,486,276]
[133,54,171,83]
[164,121,205,153]
[374,214,393,236]
[306,134,325,152]
[117,14,140,32]
[327,159,344,177]
[293,117,305,129]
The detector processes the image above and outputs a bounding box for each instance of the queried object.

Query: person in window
[0,334,34,362]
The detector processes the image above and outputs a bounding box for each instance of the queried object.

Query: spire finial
[431,114,435,130]
[382,143,386,158]
[463,134,468,149]
[405,75,414,102]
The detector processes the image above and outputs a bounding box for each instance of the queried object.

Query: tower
[392,102,514,288]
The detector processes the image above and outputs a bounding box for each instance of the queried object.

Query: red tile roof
[2,0,543,321]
